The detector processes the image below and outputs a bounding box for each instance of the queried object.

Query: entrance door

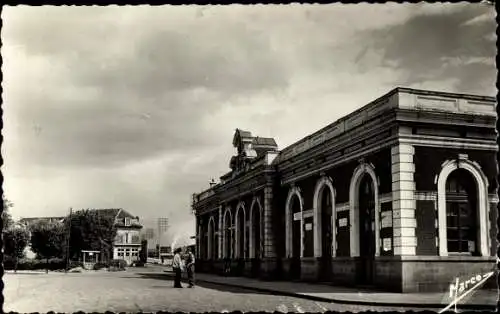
[291,195,302,279]
[358,174,375,285]
[320,187,333,280]
[251,207,262,277]
[446,169,479,255]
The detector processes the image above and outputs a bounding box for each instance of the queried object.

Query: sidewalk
[160,268,497,310]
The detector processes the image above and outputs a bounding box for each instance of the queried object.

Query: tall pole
[65,207,72,273]
[157,219,160,261]
[157,218,169,263]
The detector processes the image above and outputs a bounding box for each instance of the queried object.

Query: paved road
[4,267,434,313]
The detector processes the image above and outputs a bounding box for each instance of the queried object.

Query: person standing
[172,248,183,288]
[185,248,195,288]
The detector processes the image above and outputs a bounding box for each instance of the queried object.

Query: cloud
[363,3,496,95]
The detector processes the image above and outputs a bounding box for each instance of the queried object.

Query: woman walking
[172,248,183,288]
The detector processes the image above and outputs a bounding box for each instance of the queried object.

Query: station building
[191,87,497,292]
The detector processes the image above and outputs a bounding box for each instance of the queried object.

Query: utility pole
[65,207,72,273]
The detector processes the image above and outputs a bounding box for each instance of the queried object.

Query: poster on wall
[293,212,301,221]
[383,238,392,252]
[338,218,348,228]
[381,211,393,228]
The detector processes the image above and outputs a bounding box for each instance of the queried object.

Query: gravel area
[4,267,434,313]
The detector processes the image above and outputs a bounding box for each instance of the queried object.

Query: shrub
[4,257,69,271]
[109,259,127,270]
[93,262,109,270]
[3,255,17,270]
[69,260,83,269]
[134,261,145,267]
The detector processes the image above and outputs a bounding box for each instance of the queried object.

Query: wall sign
[305,223,313,231]
[293,212,301,221]
[338,218,348,228]
[381,211,393,228]
[302,210,313,218]
[383,238,392,251]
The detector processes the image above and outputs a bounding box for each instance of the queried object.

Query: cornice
[395,109,496,128]
[281,137,398,185]
[278,116,396,172]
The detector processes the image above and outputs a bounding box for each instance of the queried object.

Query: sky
[1,3,496,245]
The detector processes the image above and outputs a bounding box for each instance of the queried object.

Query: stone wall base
[397,256,496,293]
[300,258,319,282]
[196,256,496,293]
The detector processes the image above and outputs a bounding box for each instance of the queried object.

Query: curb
[160,271,496,311]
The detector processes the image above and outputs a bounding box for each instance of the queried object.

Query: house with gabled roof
[95,208,143,266]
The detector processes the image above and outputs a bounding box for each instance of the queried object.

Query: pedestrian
[172,248,183,288]
[185,248,195,288]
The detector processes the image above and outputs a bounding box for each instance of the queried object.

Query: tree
[30,220,66,272]
[3,225,30,272]
[68,209,117,262]
[2,197,14,230]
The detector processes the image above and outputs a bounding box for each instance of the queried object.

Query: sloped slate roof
[19,217,65,224]
[232,129,253,147]
[252,136,277,147]
[94,208,121,219]
[116,208,137,219]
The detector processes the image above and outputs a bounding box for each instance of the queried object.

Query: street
[4,266,421,313]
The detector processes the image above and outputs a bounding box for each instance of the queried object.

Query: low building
[101,208,143,266]
[19,217,66,227]
[191,87,497,293]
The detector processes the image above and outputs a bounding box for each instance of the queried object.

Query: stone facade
[192,87,497,293]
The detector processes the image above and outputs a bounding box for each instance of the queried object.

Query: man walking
[172,248,183,288]
[185,248,195,288]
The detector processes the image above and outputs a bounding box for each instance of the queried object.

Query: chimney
[209,178,216,187]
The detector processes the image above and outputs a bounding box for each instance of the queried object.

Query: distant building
[18,216,66,259]
[192,88,497,293]
[19,216,65,228]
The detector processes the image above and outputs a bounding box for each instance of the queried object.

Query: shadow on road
[133,272,275,296]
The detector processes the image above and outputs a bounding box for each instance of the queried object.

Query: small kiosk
[82,250,100,270]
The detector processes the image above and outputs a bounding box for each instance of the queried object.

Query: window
[125,233,129,244]
[125,218,131,226]
[446,169,478,255]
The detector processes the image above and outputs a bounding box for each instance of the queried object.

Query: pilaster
[263,186,276,258]
[391,142,417,256]
[218,206,223,259]
[196,217,201,259]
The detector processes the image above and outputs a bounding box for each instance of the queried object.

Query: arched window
[291,195,302,258]
[236,207,245,258]
[223,210,232,258]
[320,187,333,258]
[445,169,478,255]
[359,174,376,257]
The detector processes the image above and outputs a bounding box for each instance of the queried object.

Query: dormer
[233,129,253,155]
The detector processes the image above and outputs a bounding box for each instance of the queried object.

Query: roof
[19,217,65,224]
[74,208,139,221]
[94,208,121,219]
[232,129,253,147]
[252,137,277,147]
[116,208,138,219]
